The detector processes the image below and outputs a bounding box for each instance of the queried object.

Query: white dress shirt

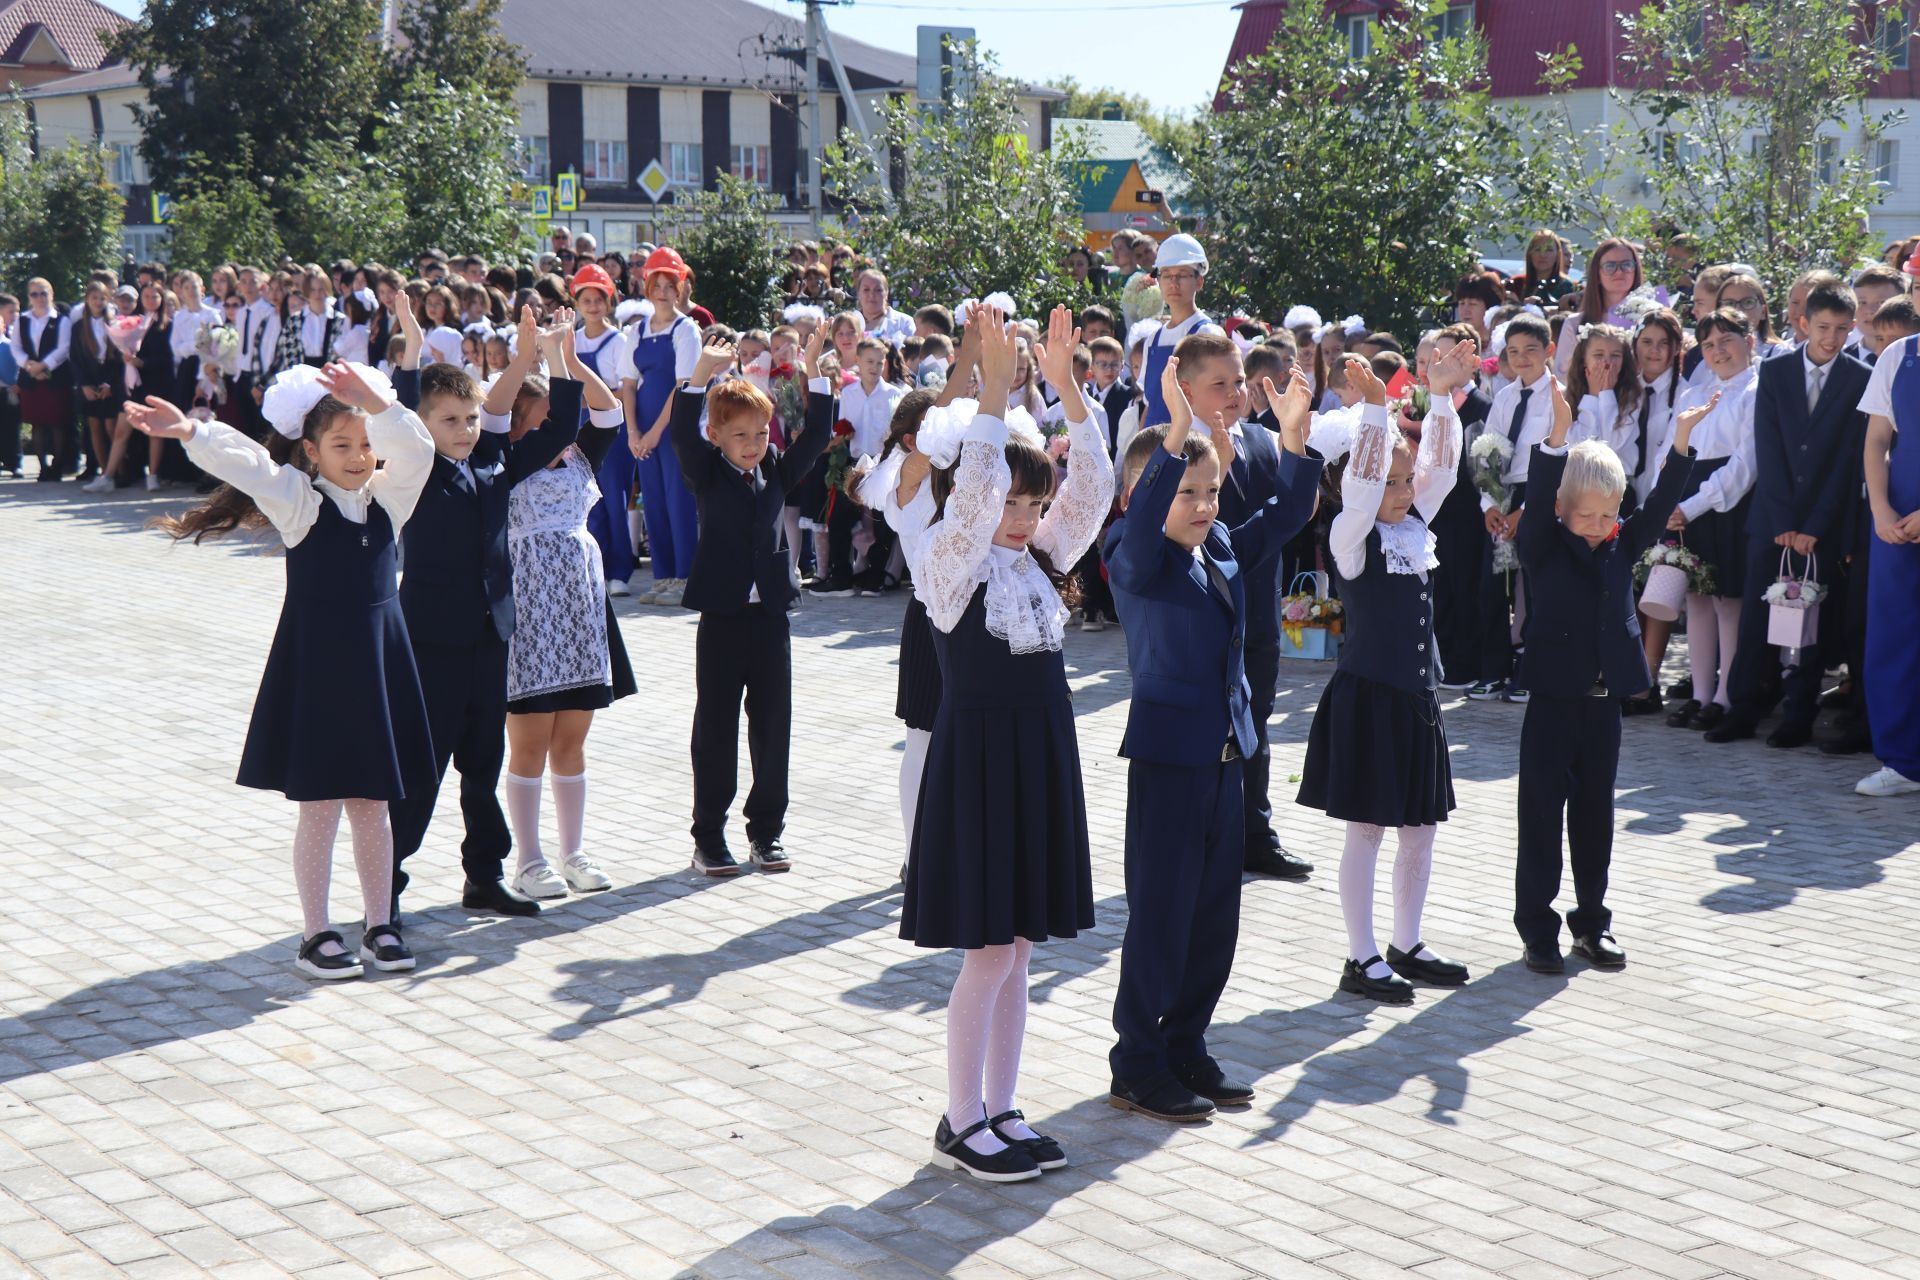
[1480,368,1556,510]
[1671,364,1759,521]
[10,310,70,372]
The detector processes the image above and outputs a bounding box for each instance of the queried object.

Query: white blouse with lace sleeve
[1412,397,1462,525]
[921,414,1013,633]
[1031,390,1116,568]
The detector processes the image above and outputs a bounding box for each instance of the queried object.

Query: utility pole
[805,1,822,221]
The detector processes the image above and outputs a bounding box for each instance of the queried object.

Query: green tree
[279,138,406,265]
[1610,0,1904,300]
[374,76,528,264]
[162,153,285,269]
[1188,0,1543,335]
[0,102,124,296]
[383,0,525,106]
[664,173,784,329]
[822,41,1088,314]
[108,0,387,219]
[1049,76,1199,158]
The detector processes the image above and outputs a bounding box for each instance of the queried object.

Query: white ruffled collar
[1376,516,1437,576]
[979,543,1065,653]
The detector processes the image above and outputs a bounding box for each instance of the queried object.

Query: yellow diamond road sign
[636,158,670,203]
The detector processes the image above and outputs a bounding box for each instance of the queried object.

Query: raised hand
[394,294,423,369]
[1342,354,1387,407]
[124,395,194,440]
[318,360,394,415]
[539,306,576,345]
[1546,378,1573,448]
[692,337,735,386]
[1674,388,1719,444]
[974,305,1015,415]
[1427,339,1478,396]
[1265,367,1313,457]
[1032,305,1082,397]
[516,303,538,355]
[801,330,825,380]
[1587,348,1618,393]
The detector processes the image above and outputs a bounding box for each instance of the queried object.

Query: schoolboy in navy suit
[1512,379,1705,975]
[389,306,582,921]
[1708,280,1872,749]
[675,333,835,877]
[1103,357,1322,1124]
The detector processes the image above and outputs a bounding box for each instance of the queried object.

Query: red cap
[570,263,616,299]
[642,246,689,282]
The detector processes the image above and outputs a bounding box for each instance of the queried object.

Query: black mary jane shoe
[1385,941,1470,987]
[1694,703,1731,731]
[931,1114,1042,1183]
[359,923,416,973]
[1571,932,1627,969]
[1339,956,1414,1004]
[988,1109,1066,1170]
[1664,698,1702,728]
[295,931,364,981]
[1172,1056,1255,1106]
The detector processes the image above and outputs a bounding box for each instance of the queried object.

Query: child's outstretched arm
[777,332,837,493]
[1412,340,1472,523]
[921,306,1016,633]
[130,395,323,544]
[1032,305,1115,565]
[483,306,542,419]
[321,361,437,530]
[1230,369,1327,571]
[1328,356,1394,581]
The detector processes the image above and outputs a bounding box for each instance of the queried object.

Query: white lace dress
[897,397,1116,950]
[506,447,636,711]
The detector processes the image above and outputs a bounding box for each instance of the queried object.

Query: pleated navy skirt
[900,587,1095,949]
[895,595,942,731]
[1297,670,1456,827]
[1678,455,1750,600]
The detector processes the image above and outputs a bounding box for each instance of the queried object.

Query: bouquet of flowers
[1633,540,1714,595]
[818,419,856,522]
[1468,431,1518,570]
[195,322,242,380]
[1120,271,1163,327]
[1762,575,1825,608]
[1279,589,1344,649]
[769,361,806,444]
[107,313,147,394]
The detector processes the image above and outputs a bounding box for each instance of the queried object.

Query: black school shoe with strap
[1386,941,1470,986]
[988,1109,1066,1170]
[359,923,416,973]
[1340,956,1414,1004]
[296,931,363,981]
[930,1114,1042,1183]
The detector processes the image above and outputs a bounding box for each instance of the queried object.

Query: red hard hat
[570,263,616,299]
[642,246,689,282]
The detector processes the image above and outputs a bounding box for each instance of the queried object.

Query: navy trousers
[1241,642,1281,859]
[390,628,512,908]
[1513,694,1619,947]
[1110,756,1244,1083]
[691,604,792,849]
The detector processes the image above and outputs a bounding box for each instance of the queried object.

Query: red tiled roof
[0,0,127,72]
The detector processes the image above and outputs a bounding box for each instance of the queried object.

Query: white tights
[900,729,931,854]
[505,771,589,872]
[946,940,1037,1154]
[1685,593,1743,708]
[1339,822,1437,979]
[292,799,394,954]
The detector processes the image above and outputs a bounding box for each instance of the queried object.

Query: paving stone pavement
[3,479,1920,1280]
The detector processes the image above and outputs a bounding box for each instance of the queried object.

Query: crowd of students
[7,217,1918,1183]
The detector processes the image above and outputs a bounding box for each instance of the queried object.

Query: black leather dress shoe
[931,1115,1041,1182]
[461,879,541,916]
[1244,844,1312,879]
[1766,722,1813,749]
[1107,1072,1215,1123]
[1819,733,1873,756]
[1339,957,1414,1004]
[692,845,741,877]
[1571,932,1626,969]
[1523,944,1565,974]
[1694,702,1728,729]
[749,839,791,873]
[1386,941,1470,986]
[1664,699,1701,728]
[1621,692,1661,717]
[1172,1056,1254,1105]
[1703,715,1757,743]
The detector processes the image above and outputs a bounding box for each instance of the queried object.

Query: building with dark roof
[0,0,126,91]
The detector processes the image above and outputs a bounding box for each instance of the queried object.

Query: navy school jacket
[1749,344,1871,551]
[393,367,581,646]
[1514,443,1693,699]
[1104,445,1323,766]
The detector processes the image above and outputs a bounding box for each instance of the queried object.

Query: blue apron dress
[577,324,635,587]
[1139,311,1211,430]
[631,314,701,583]
[1869,336,1920,779]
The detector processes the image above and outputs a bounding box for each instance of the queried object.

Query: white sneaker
[513,860,570,900]
[560,852,611,892]
[81,475,113,493]
[1080,614,1107,633]
[144,473,163,492]
[1856,766,1920,797]
[607,578,631,598]
[653,580,685,607]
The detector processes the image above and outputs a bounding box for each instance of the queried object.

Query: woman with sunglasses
[1556,239,1661,377]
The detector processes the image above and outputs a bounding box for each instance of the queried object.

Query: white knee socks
[292,799,392,953]
[947,943,1026,1154]
[505,772,544,872]
[551,771,586,857]
[900,729,931,853]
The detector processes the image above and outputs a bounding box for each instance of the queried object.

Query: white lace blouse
[920,392,1115,651]
[179,407,437,549]
[1328,401,1463,582]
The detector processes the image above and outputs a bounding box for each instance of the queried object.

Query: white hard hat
[1154,233,1208,274]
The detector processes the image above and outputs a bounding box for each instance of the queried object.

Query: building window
[518,134,549,183]
[124,226,168,260]
[1335,14,1370,60]
[730,143,770,186]
[582,139,627,185]
[1816,136,1840,184]
[1879,5,1911,69]
[668,141,703,187]
[1432,3,1473,41]
[1878,139,1901,189]
[112,142,144,187]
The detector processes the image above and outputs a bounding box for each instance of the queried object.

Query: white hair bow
[260,363,394,440]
